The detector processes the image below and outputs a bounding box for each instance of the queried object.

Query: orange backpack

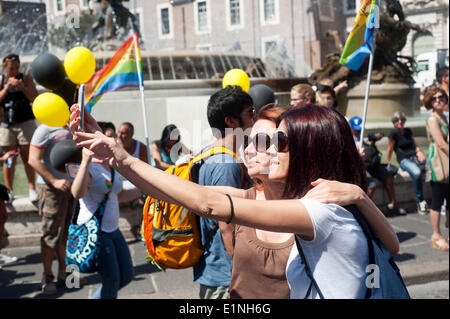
[142,147,244,270]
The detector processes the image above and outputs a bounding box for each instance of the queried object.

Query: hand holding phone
[78,84,85,131]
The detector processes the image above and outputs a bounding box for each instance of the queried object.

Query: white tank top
[76,163,123,233]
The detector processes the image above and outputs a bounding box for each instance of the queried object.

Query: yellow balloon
[222,69,250,92]
[33,92,70,127]
[64,46,96,84]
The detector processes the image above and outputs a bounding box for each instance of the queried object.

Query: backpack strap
[344,205,376,299]
[294,235,325,299]
[190,146,241,165]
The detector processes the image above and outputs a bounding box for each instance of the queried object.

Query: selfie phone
[78,84,85,131]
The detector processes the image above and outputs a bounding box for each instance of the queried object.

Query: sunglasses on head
[244,131,289,153]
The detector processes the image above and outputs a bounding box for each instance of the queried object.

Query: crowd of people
[0,52,448,299]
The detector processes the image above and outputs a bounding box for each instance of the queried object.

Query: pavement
[0,208,448,299]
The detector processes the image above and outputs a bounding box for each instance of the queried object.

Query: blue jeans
[400,157,425,203]
[91,229,134,299]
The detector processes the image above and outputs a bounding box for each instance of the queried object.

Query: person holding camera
[386,112,428,215]
[0,53,39,204]
[349,116,406,216]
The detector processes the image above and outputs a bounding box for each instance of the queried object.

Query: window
[413,32,435,58]
[197,1,208,31]
[80,0,90,9]
[194,0,211,34]
[230,0,240,25]
[56,0,64,12]
[261,36,280,59]
[161,8,170,35]
[260,0,279,25]
[344,0,356,13]
[318,0,334,22]
[226,0,244,30]
[264,0,275,22]
[157,4,173,39]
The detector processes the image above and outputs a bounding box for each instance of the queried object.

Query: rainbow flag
[339,0,379,71]
[85,33,143,112]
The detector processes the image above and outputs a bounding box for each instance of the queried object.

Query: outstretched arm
[69,104,315,237]
[304,179,400,255]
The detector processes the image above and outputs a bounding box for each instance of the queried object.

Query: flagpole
[359,1,379,147]
[359,36,376,147]
[133,32,151,164]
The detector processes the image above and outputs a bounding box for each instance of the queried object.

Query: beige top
[228,224,294,299]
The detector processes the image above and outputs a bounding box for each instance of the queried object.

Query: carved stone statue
[309,0,426,88]
[89,0,140,51]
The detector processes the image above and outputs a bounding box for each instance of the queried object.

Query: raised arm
[70,105,316,237]
[70,148,92,199]
[304,179,400,255]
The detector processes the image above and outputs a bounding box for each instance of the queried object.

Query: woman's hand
[69,104,102,141]
[304,178,364,206]
[75,131,131,169]
[81,147,94,165]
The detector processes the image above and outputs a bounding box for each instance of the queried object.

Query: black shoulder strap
[344,205,376,299]
[294,235,325,299]
[95,167,116,222]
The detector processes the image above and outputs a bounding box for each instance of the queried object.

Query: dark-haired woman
[70,104,399,299]
[151,124,190,170]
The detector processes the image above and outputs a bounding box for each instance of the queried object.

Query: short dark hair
[207,86,253,137]
[98,121,116,134]
[120,122,134,133]
[278,104,367,199]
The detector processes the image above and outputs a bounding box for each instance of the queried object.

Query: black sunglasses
[244,131,289,153]
[432,95,447,103]
[4,54,19,62]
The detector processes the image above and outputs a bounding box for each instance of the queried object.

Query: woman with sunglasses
[70,104,399,299]
[0,53,39,204]
[422,86,449,251]
[386,111,427,215]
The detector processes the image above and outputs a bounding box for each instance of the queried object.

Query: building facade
[41,0,348,77]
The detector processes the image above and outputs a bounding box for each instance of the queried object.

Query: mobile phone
[78,84,85,131]
[65,163,80,179]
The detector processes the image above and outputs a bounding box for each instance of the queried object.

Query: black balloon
[31,53,66,90]
[53,78,77,107]
[49,139,82,173]
[248,84,275,114]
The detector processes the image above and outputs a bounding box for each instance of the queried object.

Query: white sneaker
[418,201,428,215]
[0,253,18,265]
[29,188,38,203]
[441,204,447,216]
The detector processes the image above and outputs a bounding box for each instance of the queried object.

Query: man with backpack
[193,86,254,299]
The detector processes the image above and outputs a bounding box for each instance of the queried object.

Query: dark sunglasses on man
[243,131,289,153]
